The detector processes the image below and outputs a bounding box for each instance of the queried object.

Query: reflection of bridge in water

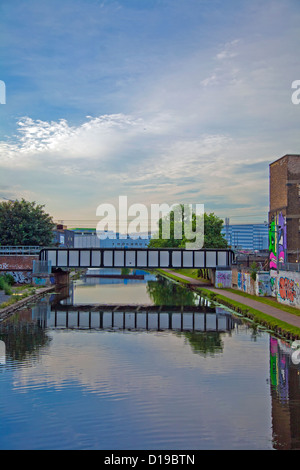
[35,302,236,332]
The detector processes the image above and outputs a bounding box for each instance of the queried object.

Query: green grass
[174,269,211,282]
[196,287,300,340]
[155,269,191,284]
[0,285,38,309]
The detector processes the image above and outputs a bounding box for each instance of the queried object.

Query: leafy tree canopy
[0,199,55,246]
[148,204,227,249]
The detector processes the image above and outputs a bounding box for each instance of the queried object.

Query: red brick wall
[269,156,288,213]
[269,155,300,262]
[0,255,38,271]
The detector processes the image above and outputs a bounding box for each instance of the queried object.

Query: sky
[0,0,300,228]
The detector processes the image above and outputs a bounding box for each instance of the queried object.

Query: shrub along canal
[0,269,300,450]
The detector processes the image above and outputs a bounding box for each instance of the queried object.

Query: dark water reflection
[0,272,300,449]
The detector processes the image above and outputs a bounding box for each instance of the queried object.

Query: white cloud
[216,39,241,60]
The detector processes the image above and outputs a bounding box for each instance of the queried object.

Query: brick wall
[287,157,300,261]
[269,155,300,263]
[0,255,38,271]
[269,156,288,213]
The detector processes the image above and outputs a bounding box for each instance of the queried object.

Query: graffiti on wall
[0,263,9,270]
[237,272,250,292]
[270,275,277,297]
[33,277,47,286]
[6,271,32,284]
[215,271,232,288]
[279,277,296,302]
[256,273,271,296]
[276,271,300,307]
[269,212,287,270]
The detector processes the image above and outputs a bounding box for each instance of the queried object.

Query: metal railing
[278,262,300,272]
[0,246,43,255]
[32,260,52,275]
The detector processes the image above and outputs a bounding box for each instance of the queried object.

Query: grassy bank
[0,284,39,309]
[155,268,209,285]
[196,286,300,340]
[155,268,191,284]
[155,269,300,340]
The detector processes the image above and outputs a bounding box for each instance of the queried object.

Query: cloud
[1,0,300,222]
[216,39,240,60]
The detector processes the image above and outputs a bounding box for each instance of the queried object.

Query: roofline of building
[270,154,300,166]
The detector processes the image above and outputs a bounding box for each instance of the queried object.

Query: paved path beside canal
[164,269,300,330]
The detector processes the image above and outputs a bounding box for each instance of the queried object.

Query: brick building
[269,154,300,264]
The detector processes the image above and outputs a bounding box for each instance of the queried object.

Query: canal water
[0,269,300,450]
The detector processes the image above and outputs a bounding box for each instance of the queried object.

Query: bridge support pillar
[52,269,70,287]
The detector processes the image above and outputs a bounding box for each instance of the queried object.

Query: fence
[0,246,42,255]
[278,262,300,272]
[32,260,52,275]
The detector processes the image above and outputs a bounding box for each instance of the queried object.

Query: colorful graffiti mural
[279,277,296,303]
[255,273,271,296]
[237,272,251,293]
[269,212,287,270]
[276,271,300,307]
[215,270,232,288]
[6,271,32,284]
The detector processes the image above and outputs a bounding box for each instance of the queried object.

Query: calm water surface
[0,270,300,450]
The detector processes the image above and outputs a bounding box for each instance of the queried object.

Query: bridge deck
[39,247,234,269]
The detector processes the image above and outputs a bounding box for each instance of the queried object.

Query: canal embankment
[0,285,55,321]
[156,268,300,340]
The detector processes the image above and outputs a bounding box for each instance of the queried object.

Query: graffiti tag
[6,271,32,284]
[279,277,296,303]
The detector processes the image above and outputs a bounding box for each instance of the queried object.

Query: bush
[0,276,13,295]
[3,273,15,285]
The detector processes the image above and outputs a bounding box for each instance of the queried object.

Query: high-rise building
[221,223,269,250]
[269,154,300,265]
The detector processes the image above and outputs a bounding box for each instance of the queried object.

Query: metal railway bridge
[39,247,234,269]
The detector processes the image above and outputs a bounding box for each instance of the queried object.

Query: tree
[203,213,228,248]
[148,205,227,249]
[0,199,55,246]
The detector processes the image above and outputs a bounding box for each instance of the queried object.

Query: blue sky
[0,0,300,226]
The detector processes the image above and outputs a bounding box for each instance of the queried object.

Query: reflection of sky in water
[73,269,155,305]
[0,326,276,450]
[73,280,154,304]
[1,272,300,450]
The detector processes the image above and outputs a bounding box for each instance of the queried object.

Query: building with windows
[100,233,150,249]
[73,228,102,248]
[72,228,150,249]
[53,224,74,247]
[221,223,269,251]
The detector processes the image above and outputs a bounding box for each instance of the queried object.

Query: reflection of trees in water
[180,331,224,356]
[0,316,51,364]
[147,277,198,306]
